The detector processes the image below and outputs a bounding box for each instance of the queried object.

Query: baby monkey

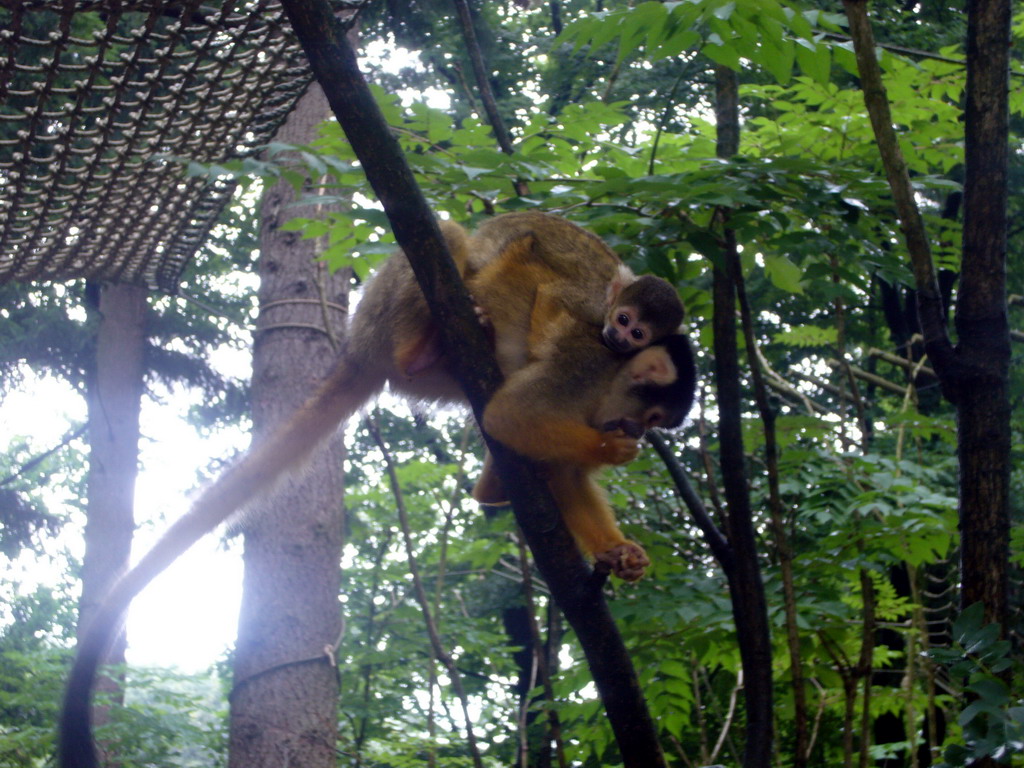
[466,211,685,373]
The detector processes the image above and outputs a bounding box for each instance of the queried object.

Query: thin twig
[0,424,86,487]
[826,360,908,396]
[516,537,568,768]
[711,668,743,763]
[868,347,936,378]
[646,432,733,574]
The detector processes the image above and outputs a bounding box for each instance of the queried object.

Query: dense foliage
[1,0,1022,766]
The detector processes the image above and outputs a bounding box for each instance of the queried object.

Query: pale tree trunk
[79,283,148,732]
[227,82,348,768]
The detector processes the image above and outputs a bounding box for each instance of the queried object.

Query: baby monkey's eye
[631,328,645,340]
[616,313,630,326]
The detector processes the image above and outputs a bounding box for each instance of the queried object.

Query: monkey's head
[602,274,685,354]
[595,333,696,437]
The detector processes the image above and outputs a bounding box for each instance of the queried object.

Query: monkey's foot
[595,542,650,582]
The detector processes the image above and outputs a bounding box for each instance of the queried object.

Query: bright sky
[2,371,248,672]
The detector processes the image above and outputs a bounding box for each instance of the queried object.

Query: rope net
[0,0,315,293]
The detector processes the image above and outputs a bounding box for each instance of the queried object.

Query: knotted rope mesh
[0,0,315,293]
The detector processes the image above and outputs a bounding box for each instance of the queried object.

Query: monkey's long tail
[59,357,378,768]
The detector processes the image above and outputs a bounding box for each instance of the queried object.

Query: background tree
[227,82,348,768]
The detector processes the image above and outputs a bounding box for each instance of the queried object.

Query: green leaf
[953,602,986,645]
[703,38,741,70]
[795,38,832,85]
[618,2,668,62]
[764,254,805,293]
[958,700,1000,728]
[655,27,701,59]
[773,325,836,347]
[759,36,795,85]
[713,1,736,21]
[966,677,1009,707]
[659,659,690,679]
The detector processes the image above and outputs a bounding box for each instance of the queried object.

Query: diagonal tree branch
[277,1,667,764]
[450,0,514,155]
[646,432,734,574]
[843,0,1011,641]
[841,0,958,398]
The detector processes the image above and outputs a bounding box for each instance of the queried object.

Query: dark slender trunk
[79,283,147,733]
[712,64,774,768]
[227,82,347,768]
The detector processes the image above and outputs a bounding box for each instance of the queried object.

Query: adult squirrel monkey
[59,213,692,768]
[466,218,695,577]
[468,219,700,573]
[484,323,696,580]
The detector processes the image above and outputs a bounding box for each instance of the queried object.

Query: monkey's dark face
[593,335,697,436]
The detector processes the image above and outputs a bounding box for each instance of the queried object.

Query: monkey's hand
[595,541,650,582]
[599,418,645,439]
[595,429,640,465]
[472,301,499,351]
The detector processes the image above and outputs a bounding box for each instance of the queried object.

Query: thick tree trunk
[958,0,1011,631]
[79,283,148,731]
[227,83,347,768]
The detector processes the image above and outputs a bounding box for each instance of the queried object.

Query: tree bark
[958,0,1011,632]
[79,282,147,737]
[712,64,774,768]
[227,82,347,768]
